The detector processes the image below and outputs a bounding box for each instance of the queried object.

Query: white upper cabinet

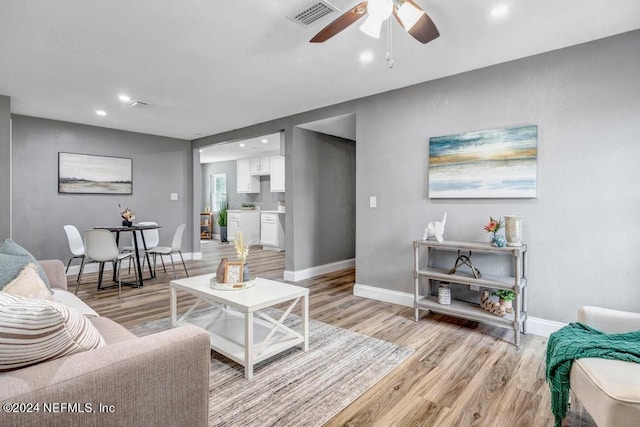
[237,159,260,193]
[250,157,270,176]
[270,155,285,192]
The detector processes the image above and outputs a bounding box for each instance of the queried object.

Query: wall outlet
[170,193,178,201]
[470,285,480,291]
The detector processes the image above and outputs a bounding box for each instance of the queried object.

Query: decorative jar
[504,216,523,247]
[438,283,451,305]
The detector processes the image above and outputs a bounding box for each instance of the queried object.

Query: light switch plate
[170,193,178,201]
[369,196,377,208]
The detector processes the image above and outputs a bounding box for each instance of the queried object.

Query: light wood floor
[72,241,595,427]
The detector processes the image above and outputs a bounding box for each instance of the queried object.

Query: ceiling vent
[288,1,339,27]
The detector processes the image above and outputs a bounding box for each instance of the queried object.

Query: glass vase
[242,263,250,282]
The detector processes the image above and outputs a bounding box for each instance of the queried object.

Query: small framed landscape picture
[224,262,244,284]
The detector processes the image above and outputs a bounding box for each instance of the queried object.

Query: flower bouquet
[234,230,251,281]
[484,216,505,247]
[119,204,135,227]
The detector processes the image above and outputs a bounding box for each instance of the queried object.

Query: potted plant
[491,289,515,313]
[217,201,229,242]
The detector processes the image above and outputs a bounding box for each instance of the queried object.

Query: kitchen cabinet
[269,155,285,192]
[250,157,270,176]
[261,212,285,251]
[237,159,260,193]
[227,210,260,244]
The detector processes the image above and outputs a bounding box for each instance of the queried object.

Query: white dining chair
[63,224,92,283]
[77,229,138,298]
[122,221,159,274]
[144,223,189,279]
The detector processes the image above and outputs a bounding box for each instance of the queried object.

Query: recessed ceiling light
[261,139,268,144]
[360,51,374,64]
[490,4,509,18]
[118,94,131,102]
[239,143,246,147]
[199,149,203,153]
[96,110,106,116]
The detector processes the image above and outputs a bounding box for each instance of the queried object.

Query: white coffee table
[170,274,309,380]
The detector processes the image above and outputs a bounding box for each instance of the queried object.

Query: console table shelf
[413,239,528,346]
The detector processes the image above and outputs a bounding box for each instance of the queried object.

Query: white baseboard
[284,258,355,282]
[66,252,198,276]
[353,283,565,338]
[525,316,566,337]
[353,283,414,307]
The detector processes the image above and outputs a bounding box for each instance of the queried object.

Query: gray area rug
[130,307,413,427]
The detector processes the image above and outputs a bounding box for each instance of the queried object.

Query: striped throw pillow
[0,292,105,371]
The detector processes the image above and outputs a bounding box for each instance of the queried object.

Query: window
[211,173,227,212]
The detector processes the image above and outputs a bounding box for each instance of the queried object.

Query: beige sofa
[570,306,640,427]
[0,260,211,427]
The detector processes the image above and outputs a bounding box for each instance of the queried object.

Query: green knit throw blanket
[545,322,640,427]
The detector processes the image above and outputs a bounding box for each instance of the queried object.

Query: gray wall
[201,160,237,212]
[10,115,192,260]
[355,30,640,323]
[200,160,237,236]
[0,96,10,239]
[291,128,356,270]
[194,30,640,324]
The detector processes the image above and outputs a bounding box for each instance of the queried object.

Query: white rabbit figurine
[422,212,447,242]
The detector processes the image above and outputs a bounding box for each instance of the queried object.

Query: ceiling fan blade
[393,0,439,44]
[310,1,368,43]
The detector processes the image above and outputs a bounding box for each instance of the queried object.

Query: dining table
[93,224,162,287]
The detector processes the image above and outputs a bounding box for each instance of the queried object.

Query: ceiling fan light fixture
[359,16,383,38]
[397,1,424,31]
[359,0,393,39]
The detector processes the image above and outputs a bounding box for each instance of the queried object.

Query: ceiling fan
[310,0,439,44]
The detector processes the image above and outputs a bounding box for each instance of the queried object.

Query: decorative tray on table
[210,278,256,291]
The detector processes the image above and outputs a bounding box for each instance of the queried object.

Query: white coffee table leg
[245,311,254,380]
[302,294,309,352]
[170,286,177,327]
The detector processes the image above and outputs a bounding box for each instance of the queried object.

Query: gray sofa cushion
[89,317,137,344]
[0,239,50,291]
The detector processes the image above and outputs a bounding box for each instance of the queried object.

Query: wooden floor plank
[70,240,593,426]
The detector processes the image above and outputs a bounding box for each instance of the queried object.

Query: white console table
[413,240,528,346]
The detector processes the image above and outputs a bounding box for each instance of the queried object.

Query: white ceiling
[200,113,355,163]
[199,132,282,163]
[297,113,356,141]
[1,1,639,140]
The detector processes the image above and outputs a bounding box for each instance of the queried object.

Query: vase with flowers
[234,230,250,281]
[484,216,506,247]
[119,204,135,227]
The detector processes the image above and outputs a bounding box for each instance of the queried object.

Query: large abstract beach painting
[428,125,537,198]
[58,152,133,194]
